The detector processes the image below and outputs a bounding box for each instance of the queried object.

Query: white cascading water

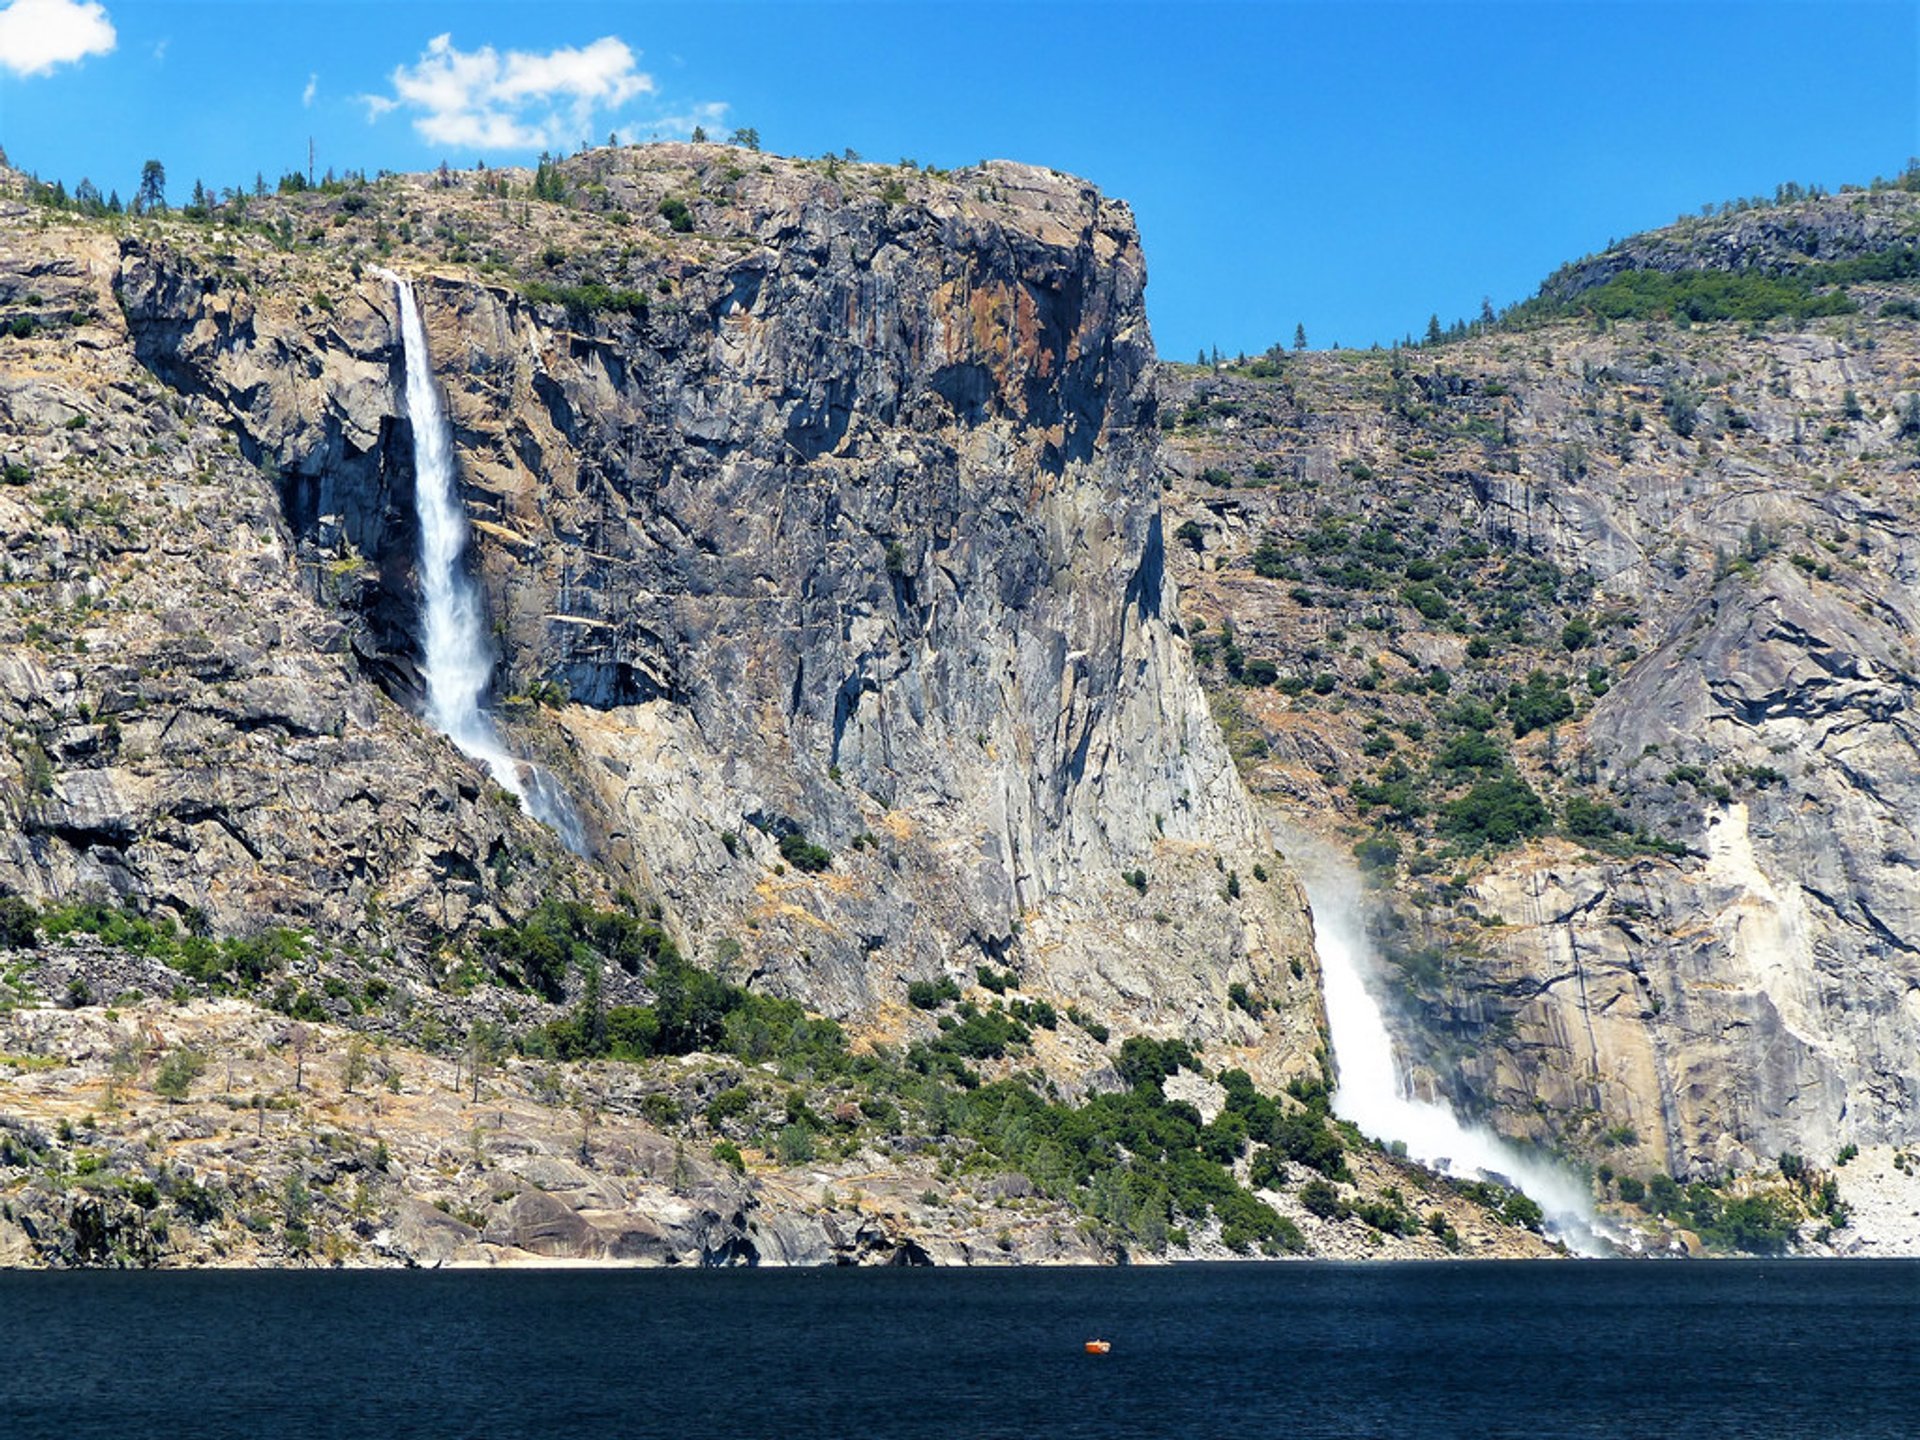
[383,271,588,856]
[1280,830,1609,1253]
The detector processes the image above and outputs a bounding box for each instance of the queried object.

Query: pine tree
[1293,322,1307,350]
[136,158,166,214]
[533,154,567,203]
[578,955,606,1055]
[1425,313,1444,345]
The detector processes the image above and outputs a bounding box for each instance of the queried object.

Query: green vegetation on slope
[0,890,1564,1257]
[1186,509,1681,871]
[1509,267,1858,326]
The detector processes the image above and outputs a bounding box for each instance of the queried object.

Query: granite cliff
[0,146,1320,1077]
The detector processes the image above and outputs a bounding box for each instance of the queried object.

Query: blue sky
[1,1,1914,356]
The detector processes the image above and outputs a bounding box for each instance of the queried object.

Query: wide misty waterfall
[384,272,588,856]
[1279,830,1607,1253]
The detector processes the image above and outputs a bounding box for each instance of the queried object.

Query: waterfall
[383,271,589,857]
[1279,828,1608,1253]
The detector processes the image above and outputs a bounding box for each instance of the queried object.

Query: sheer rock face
[3,150,1322,1081]
[1161,267,1920,1174]
[1414,326,1920,1171]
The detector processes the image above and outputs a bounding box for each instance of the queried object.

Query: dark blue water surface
[3,1261,1915,1439]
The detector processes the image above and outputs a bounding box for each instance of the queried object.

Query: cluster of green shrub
[1220,1067,1353,1183]
[1604,1170,1801,1254]
[949,1074,1307,1254]
[0,895,310,993]
[1227,519,1579,655]
[658,196,695,232]
[482,902,1049,1086]
[1344,684,1677,868]
[457,902,1485,1255]
[903,1002,1036,1083]
[1065,1005,1110,1043]
[1297,1176,1422,1234]
[1448,1178,1545,1231]
[777,830,832,873]
[1512,267,1856,327]
[543,958,847,1068]
[519,279,651,319]
[468,899,838,1069]
[906,976,960,1009]
[474,898,677,1001]
[1799,243,1920,288]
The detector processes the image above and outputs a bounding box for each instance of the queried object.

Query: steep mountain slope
[0,146,1464,1268]
[1164,182,1920,1204]
[0,146,1321,1079]
[6,147,1905,1265]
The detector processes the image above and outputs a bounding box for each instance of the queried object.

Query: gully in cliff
[378,268,590,856]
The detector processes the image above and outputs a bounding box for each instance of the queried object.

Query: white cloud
[302,71,316,107]
[609,100,731,146]
[0,0,116,78]
[365,32,659,151]
[646,101,730,140]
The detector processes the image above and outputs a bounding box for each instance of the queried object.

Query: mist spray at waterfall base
[382,271,589,857]
[1281,831,1611,1254]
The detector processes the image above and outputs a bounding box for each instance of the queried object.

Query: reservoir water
[3,1261,1915,1438]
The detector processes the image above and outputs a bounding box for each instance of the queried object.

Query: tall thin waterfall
[1280,827,1607,1252]
[384,271,588,856]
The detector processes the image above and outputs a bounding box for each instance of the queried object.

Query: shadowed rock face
[0,149,1322,1081]
[117,242,422,685]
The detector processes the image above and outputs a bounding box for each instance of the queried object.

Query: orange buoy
[1084,1339,1111,1354]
